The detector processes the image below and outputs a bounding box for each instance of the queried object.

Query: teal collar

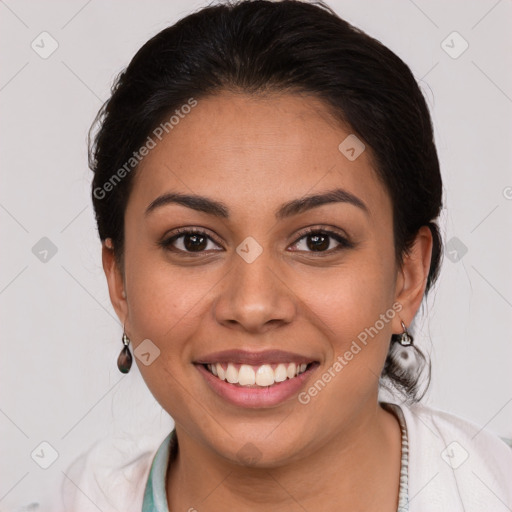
[142,430,176,512]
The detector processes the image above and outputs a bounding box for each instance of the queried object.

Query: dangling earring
[389,320,417,369]
[117,332,133,374]
[392,320,413,347]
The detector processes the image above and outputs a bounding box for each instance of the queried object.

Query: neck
[166,400,402,512]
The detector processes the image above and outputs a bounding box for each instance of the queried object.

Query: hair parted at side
[89,0,443,402]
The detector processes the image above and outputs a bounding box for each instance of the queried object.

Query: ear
[102,238,128,325]
[393,226,433,331]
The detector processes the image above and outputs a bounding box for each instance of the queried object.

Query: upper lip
[194,349,316,366]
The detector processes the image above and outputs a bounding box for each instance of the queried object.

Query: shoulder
[60,433,162,512]
[396,401,512,512]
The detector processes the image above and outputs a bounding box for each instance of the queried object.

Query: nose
[213,247,296,334]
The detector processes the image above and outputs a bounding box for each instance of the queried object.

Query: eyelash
[291,227,354,253]
[159,226,354,255]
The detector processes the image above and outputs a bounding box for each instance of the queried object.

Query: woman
[63,1,512,510]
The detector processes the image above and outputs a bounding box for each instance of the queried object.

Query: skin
[103,91,432,511]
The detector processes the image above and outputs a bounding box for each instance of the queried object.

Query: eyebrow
[145,188,369,219]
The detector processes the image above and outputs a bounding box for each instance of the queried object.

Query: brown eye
[305,233,330,251]
[160,229,222,253]
[289,229,353,253]
[182,233,208,251]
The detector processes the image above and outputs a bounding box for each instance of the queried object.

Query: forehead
[128,91,391,220]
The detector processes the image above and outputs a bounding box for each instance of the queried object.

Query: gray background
[1,0,511,509]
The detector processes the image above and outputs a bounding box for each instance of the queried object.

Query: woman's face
[104,91,429,465]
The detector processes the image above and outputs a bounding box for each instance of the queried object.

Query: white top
[56,401,512,512]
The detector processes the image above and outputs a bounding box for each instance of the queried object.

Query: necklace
[381,402,409,512]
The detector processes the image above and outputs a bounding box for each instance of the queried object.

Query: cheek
[302,249,397,366]
[309,252,395,325]
[122,249,210,412]
[124,243,210,339]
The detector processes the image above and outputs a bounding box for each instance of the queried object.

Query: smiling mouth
[202,362,314,387]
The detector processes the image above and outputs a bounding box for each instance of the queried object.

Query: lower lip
[195,363,317,408]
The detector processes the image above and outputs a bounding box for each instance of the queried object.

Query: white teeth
[274,363,288,382]
[225,363,238,384]
[238,364,256,385]
[216,363,225,380]
[206,361,310,387]
[255,364,274,386]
